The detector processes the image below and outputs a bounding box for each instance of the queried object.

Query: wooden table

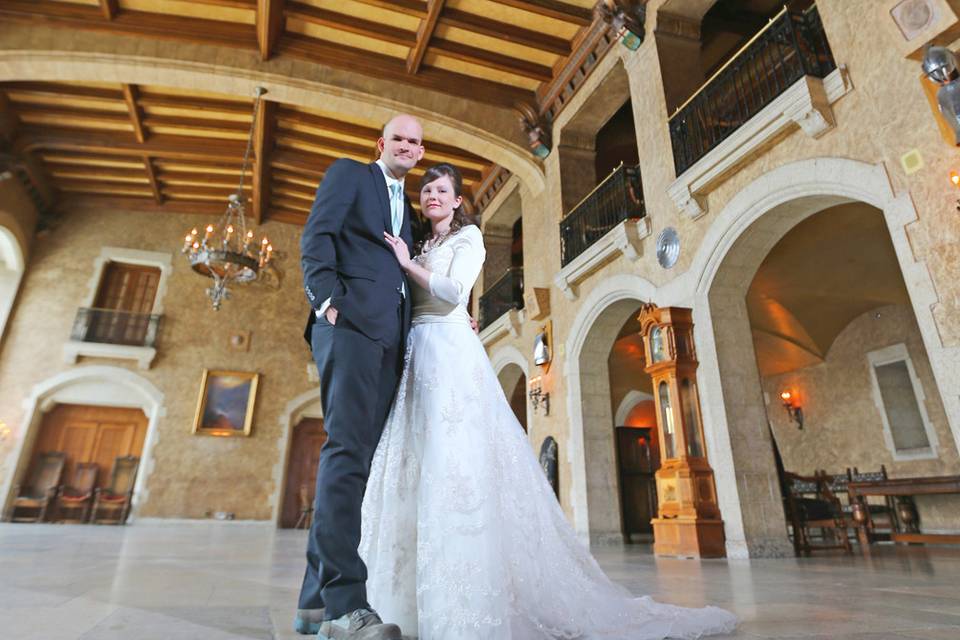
[848,475,960,546]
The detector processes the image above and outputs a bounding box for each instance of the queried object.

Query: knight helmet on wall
[923,45,960,145]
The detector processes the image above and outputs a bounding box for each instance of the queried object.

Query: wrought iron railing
[479,267,524,331]
[668,4,836,175]
[71,308,161,348]
[559,163,645,267]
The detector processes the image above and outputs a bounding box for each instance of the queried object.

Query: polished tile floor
[0,522,958,640]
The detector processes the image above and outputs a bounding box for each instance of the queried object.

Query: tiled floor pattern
[0,523,958,639]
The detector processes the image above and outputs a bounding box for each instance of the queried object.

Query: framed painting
[192,369,259,437]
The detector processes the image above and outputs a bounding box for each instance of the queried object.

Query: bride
[367,163,737,640]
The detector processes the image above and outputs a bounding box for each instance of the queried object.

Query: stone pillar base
[652,517,726,558]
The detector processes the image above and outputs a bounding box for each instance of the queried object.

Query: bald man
[298,115,424,640]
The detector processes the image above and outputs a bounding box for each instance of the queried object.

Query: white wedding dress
[360,225,737,640]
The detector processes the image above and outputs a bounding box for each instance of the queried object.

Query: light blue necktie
[389,181,402,236]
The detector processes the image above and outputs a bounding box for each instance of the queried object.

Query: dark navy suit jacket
[301,159,413,343]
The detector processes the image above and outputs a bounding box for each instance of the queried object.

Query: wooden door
[280,418,327,528]
[616,426,661,541]
[29,404,148,491]
[90,261,160,345]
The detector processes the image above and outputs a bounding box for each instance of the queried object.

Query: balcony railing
[71,308,161,348]
[668,4,836,176]
[559,163,645,267]
[479,267,524,331]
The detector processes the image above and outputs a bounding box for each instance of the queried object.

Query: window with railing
[71,308,162,347]
[74,261,162,348]
[668,4,835,175]
[478,267,524,331]
[559,163,645,267]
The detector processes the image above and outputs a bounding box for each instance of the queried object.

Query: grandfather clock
[638,304,725,558]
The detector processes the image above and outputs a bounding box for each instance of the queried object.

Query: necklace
[423,228,454,253]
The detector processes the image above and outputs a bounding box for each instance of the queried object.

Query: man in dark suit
[297,115,423,640]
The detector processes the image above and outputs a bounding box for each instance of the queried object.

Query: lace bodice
[410,225,485,325]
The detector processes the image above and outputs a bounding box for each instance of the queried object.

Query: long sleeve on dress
[427,226,485,306]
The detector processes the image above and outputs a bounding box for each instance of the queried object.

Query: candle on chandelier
[243,230,254,252]
[203,225,215,246]
[225,225,234,248]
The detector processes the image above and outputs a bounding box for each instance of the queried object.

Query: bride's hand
[384,232,412,269]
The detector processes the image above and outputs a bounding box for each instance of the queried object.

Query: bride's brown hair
[419,163,478,240]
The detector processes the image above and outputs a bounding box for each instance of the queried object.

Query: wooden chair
[91,456,139,525]
[55,462,99,523]
[294,483,313,530]
[850,465,897,540]
[5,451,66,523]
[783,471,853,555]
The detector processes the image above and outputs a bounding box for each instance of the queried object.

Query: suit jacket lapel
[401,197,414,246]
[368,163,393,232]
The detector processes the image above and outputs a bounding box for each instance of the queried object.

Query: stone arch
[0,50,545,195]
[563,273,656,543]
[687,156,957,558]
[490,344,531,434]
[1,365,166,520]
[614,389,655,427]
[0,222,25,346]
[269,388,324,525]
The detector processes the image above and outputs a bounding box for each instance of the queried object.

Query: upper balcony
[666,4,850,218]
[479,267,524,333]
[554,163,650,300]
[64,307,162,370]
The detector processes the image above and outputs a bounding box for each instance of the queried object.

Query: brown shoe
[317,607,401,640]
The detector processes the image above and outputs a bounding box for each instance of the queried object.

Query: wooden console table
[847,475,960,546]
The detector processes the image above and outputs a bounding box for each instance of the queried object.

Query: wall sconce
[779,391,804,430]
[529,375,550,416]
[533,321,553,371]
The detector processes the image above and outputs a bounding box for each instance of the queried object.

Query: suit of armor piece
[923,45,960,145]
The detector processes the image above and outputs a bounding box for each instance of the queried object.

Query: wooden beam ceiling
[4,81,496,225]
[0,0,602,111]
[253,98,276,224]
[98,0,118,21]
[407,0,445,75]
[256,0,285,60]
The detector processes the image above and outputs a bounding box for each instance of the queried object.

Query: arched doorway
[279,417,327,529]
[0,221,26,347]
[2,366,165,520]
[609,315,659,544]
[497,363,527,432]
[691,157,960,557]
[563,273,656,544]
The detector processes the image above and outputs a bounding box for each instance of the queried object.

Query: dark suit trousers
[298,306,404,619]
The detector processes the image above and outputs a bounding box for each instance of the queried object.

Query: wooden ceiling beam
[441,8,570,56]
[286,2,414,47]
[67,195,234,216]
[98,0,118,20]
[488,0,592,25]
[257,0,285,60]
[253,98,276,224]
[16,127,249,161]
[1,82,122,102]
[122,84,147,143]
[164,185,251,198]
[0,1,256,49]
[137,93,251,115]
[348,0,426,17]
[276,108,487,166]
[143,156,163,204]
[269,208,308,225]
[430,37,553,81]
[407,0,445,75]
[193,0,257,8]
[279,35,533,108]
[158,170,250,185]
[46,166,147,181]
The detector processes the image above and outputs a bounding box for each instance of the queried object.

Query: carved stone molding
[668,66,853,219]
[654,10,701,41]
[63,341,157,370]
[480,308,523,346]
[553,217,651,300]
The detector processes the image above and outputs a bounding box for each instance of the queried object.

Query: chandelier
[181,86,275,310]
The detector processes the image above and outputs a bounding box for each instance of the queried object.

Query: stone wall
[0,206,314,521]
